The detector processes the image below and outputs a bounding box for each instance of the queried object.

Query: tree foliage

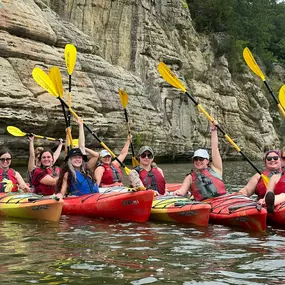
[187,0,285,73]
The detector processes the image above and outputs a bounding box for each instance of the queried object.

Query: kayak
[150,195,211,226]
[0,193,63,222]
[267,202,285,228]
[62,187,154,223]
[205,194,267,232]
[166,183,182,192]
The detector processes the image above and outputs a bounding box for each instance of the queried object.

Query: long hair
[55,158,93,195]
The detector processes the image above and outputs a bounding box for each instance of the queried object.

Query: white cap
[99,149,111,157]
[193,149,209,160]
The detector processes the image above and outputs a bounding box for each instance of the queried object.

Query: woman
[31,149,60,195]
[95,135,131,187]
[239,150,281,200]
[28,135,62,185]
[0,148,30,193]
[174,124,227,201]
[56,119,99,197]
[129,146,166,194]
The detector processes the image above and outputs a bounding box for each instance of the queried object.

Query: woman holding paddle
[95,135,131,187]
[55,118,99,197]
[0,148,30,193]
[129,146,166,194]
[174,124,227,200]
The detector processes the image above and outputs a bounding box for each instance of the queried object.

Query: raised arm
[239,173,260,196]
[53,139,63,164]
[210,125,223,176]
[76,118,85,154]
[28,136,36,173]
[85,147,99,171]
[113,135,131,167]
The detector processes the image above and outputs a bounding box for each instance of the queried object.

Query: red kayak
[267,201,285,228]
[205,194,267,232]
[62,187,154,223]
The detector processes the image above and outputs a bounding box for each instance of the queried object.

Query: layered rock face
[0,0,281,160]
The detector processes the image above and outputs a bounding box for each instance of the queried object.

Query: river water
[1,161,285,285]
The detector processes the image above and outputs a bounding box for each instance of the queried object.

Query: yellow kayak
[0,193,63,222]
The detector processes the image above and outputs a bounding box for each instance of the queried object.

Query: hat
[65,148,87,161]
[193,149,209,160]
[138,146,154,156]
[99,149,111,158]
[264,150,280,160]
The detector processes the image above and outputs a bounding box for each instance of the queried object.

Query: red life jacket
[191,168,227,201]
[274,171,285,195]
[32,166,60,195]
[0,168,18,192]
[134,166,166,195]
[99,163,123,187]
[255,169,280,199]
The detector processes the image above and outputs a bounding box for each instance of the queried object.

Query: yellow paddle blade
[64,44,77,75]
[118,88,128,108]
[132,156,140,167]
[48,66,64,98]
[261,174,269,187]
[7,126,26,137]
[278,85,285,109]
[32,67,58,97]
[158,62,187,92]
[243,47,265,81]
[72,139,79,148]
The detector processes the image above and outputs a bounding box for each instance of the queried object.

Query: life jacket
[274,170,285,195]
[70,170,99,196]
[98,163,123,187]
[0,168,18,192]
[32,166,60,195]
[134,166,166,194]
[191,168,227,201]
[255,169,280,200]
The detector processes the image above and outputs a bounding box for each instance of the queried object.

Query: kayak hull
[205,194,267,232]
[150,196,211,226]
[267,202,285,228]
[62,188,154,223]
[0,193,63,222]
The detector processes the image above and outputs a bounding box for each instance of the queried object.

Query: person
[94,135,131,187]
[239,150,282,200]
[173,124,227,201]
[281,146,285,169]
[129,146,166,194]
[31,148,60,195]
[28,136,63,185]
[0,148,30,193]
[56,119,99,197]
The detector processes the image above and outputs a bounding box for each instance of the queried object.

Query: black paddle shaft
[123,109,136,157]
[184,91,263,176]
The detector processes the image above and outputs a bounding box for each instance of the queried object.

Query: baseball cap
[138,146,154,156]
[65,148,87,161]
[100,149,111,158]
[193,149,209,160]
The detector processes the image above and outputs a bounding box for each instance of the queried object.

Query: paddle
[32,67,131,175]
[48,66,73,148]
[243,47,285,117]
[157,62,269,186]
[118,89,140,167]
[7,126,79,146]
[64,44,77,129]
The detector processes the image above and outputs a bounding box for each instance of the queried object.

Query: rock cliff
[0,0,282,160]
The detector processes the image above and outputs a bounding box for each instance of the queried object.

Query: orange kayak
[205,194,267,232]
[0,193,63,222]
[62,187,154,222]
[150,196,210,226]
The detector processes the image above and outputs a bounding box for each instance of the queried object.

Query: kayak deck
[0,193,63,222]
[150,195,210,226]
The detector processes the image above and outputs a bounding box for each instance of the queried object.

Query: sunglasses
[0,158,12,162]
[140,153,153,159]
[193,157,206,162]
[266,156,279,161]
